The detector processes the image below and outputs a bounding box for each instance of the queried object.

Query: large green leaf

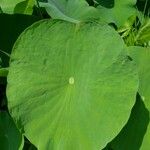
[0,111,23,150]
[96,0,137,27]
[7,20,138,150]
[0,0,35,14]
[40,0,99,23]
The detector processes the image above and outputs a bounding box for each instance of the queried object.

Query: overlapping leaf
[128,46,150,109]
[7,20,138,150]
[128,46,150,149]
[96,0,137,27]
[39,0,99,23]
[104,46,150,150]
[0,0,35,14]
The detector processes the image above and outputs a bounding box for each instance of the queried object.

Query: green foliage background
[0,0,150,149]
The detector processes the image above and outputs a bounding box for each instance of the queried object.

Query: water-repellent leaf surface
[7,20,138,150]
[0,111,23,150]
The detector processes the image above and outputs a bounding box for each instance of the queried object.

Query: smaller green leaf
[40,0,100,23]
[128,46,150,149]
[0,111,24,150]
[14,0,35,15]
[104,46,150,150]
[96,0,137,27]
[128,46,150,109]
[0,68,9,77]
[0,0,35,14]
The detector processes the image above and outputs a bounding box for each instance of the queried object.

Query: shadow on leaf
[103,93,149,150]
